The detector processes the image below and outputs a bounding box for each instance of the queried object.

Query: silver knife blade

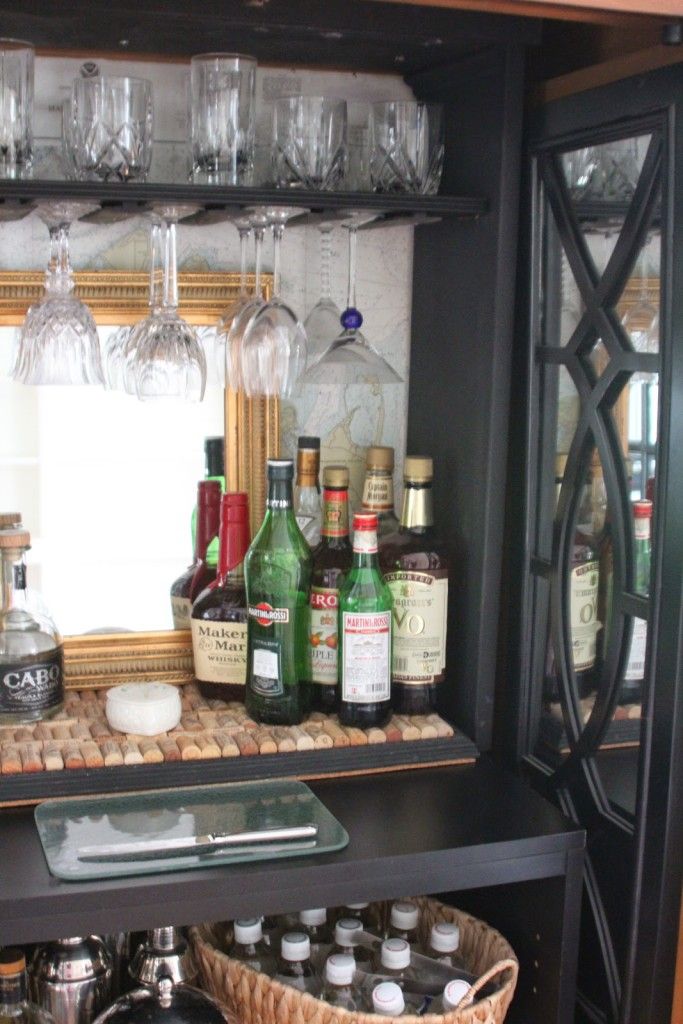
[77,823,318,862]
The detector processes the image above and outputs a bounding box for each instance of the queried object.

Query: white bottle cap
[381,938,410,969]
[442,979,471,1011]
[325,953,355,986]
[345,902,369,910]
[281,932,311,961]
[373,982,405,1016]
[335,918,362,946]
[390,901,419,931]
[234,919,263,945]
[299,908,327,926]
[430,922,460,953]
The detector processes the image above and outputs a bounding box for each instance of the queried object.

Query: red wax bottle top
[353,512,378,531]
[218,492,250,578]
[633,500,653,518]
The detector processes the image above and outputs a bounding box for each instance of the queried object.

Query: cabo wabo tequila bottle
[245,460,312,725]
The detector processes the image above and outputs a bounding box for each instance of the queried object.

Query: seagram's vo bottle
[245,459,312,725]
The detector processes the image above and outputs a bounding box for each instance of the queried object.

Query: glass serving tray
[34,778,349,881]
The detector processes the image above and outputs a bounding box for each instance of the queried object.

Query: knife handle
[211,824,318,845]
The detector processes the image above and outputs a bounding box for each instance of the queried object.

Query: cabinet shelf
[0,178,488,226]
[0,758,583,945]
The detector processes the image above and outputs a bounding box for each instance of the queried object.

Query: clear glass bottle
[429,978,471,1014]
[170,480,221,629]
[309,465,353,713]
[191,492,250,702]
[260,916,282,948]
[245,459,312,725]
[0,950,55,1024]
[387,901,419,944]
[298,909,333,966]
[332,918,373,969]
[361,446,399,538]
[371,981,410,1016]
[230,919,277,974]
[374,939,415,983]
[294,436,322,548]
[380,456,449,715]
[274,933,319,995]
[424,922,468,972]
[0,529,64,724]
[335,902,377,933]
[321,954,359,1011]
[338,512,393,729]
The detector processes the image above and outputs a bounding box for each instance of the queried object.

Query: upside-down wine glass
[214,213,253,389]
[129,205,207,401]
[11,201,104,385]
[303,221,341,364]
[220,208,269,393]
[241,206,307,398]
[300,215,403,386]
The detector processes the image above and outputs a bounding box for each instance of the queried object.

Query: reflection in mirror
[561,133,651,204]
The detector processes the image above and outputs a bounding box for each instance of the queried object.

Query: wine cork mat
[0,684,457,775]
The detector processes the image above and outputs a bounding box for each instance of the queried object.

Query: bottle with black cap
[245,459,312,725]
[0,949,55,1024]
[294,436,322,547]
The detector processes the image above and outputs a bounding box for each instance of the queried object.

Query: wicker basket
[190,897,518,1024]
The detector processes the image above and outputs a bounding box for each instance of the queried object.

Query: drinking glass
[71,75,153,182]
[369,101,444,194]
[273,96,347,190]
[130,206,207,402]
[120,215,165,394]
[219,208,269,392]
[11,201,104,386]
[241,207,307,398]
[304,222,341,363]
[190,53,256,185]
[214,214,253,388]
[0,39,33,178]
[300,214,402,386]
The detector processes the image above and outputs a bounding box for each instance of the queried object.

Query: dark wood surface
[0,757,583,945]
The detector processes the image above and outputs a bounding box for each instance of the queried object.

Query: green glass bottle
[245,459,312,725]
[338,512,393,728]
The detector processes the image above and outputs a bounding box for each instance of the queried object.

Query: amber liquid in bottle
[191,493,250,702]
[361,445,399,538]
[309,466,353,713]
[380,457,449,715]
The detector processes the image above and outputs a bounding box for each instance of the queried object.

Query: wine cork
[425,714,454,738]
[81,689,98,703]
[215,731,240,757]
[52,724,72,741]
[63,742,86,769]
[89,720,113,739]
[322,720,350,747]
[253,728,278,755]
[308,711,328,722]
[43,743,64,771]
[139,739,164,763]
[383,721,402,743]
[35,724,53,742]
[99,739,124,766]
[289,725,315,751]
[271,727,297,753]
[0,746,21,773]
[233,731,259,756]
[179,713,202,732]
[392,716,422,741]
[411,716,438,739]
[158,737,182,762]
[302,723,333,749]
[343,726,369,746]
[197,710,219,729]
[121,740,144,765]
[81,741,104,768]
[70,723,92,741]
[176,735,201,760]
[20,743,43,772]
[14,727,35,743]
[366,727,387,744]
[196,734,221,759]
[216,713,243,732]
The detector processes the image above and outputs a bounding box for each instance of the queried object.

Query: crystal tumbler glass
[0,39,34,178]
[272,96,347,190]
[190,53,256,185]
[369,101,444,194]
[71,75,153,182]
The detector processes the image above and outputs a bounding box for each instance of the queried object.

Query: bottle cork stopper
[0,529,30,549]
[404,455,433,482]
[0,949,25,975]
[0,513,21,529]
[366,445,394,471]
[323,465,349,487]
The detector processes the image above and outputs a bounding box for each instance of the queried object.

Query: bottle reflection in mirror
[170,480,220,630]
[621,499,652,705]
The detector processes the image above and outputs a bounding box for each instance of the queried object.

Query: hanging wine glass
[214,213,253,389]
[299,215,403,386]
[102,324,132,390]
[129,204,207,401]
[121,214,165,395]
[11,201,104,386]
[220,208,269,392]
[241,206,308,399]
[303,221,341,364]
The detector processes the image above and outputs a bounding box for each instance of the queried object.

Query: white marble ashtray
[105,682,182,736]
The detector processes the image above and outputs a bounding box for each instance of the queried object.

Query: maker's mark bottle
[245,459,312,725]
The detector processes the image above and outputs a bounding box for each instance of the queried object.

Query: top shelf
[0,179,488,227]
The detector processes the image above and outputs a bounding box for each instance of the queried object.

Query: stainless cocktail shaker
[30,937,113,1024]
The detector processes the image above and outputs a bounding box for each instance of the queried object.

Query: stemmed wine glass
[300,214,403,385]
[303,221,341,364]
[126,205,207,401]
[241,206,307,398]
[219,208,270,393]
[214,213,254,390]
[11,201,104,386]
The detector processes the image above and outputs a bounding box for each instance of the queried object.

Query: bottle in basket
[335,901,378,933]
[374,939,415,983]
[322,954,360,1011]
[387,901,419,944]
[424,923,468,973]
[230,919,276,974]
[332,919,373,969]
[297,909,333,967]
[431,978,471,1014]
[371,981,415,1017]
[274,933,319,995]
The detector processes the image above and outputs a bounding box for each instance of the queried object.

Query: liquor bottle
[338,512,392,728]
[360,445,399,537]
[170,480,221,629]
[0,950,55,1024]
[274,933,319,995]
[0,529,64,725]
[245,459,312,725]
[380,456,449,715]
[294,436,322,547]
[622,499,653,704]
[321,955,360,1011]
[190,436,225,562]
[191,492,250,702]
[309,465,353,713]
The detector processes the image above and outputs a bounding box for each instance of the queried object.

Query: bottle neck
[217,516,250,584]
[195,496,220,563]
[362,468,394,513]
[400,482,434,531]
[1,549,28,616]
[321,487,349,541]
[296,450,320,492]
[352,528,379,568]
[267,477,294,512]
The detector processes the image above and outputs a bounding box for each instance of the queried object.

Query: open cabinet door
[507,61,683,1024]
